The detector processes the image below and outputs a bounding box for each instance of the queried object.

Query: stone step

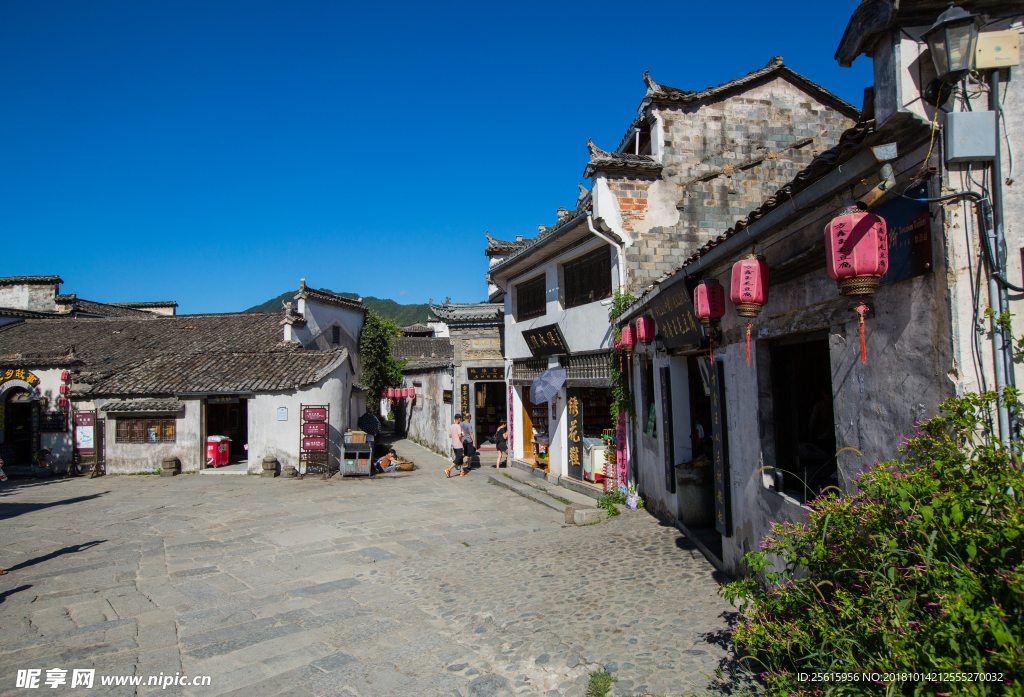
[499,467,598,508]
[486,474,568,513]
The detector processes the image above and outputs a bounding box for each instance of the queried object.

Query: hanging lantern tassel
[856,301,869,364]
[746,321,752,366]
[709,329,715,363]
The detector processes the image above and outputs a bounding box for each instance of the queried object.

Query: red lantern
[694,279,726,361]
[824,205,888,364]
[636,316,656,344]
[620,325,637,352]
[59,384,69,395]
[58,398,68,409]
[730,254,770,366]
[61,371,70,381]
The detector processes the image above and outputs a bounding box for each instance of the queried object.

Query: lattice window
[332,325,341,345]
[515,275,546,321]
[115,418,176,444]
[563,246,612,309]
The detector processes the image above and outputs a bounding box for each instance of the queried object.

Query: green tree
[721,390,1024,696]
[358,310,406,416]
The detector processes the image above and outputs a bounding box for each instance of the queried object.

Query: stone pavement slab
[0,438,738,697]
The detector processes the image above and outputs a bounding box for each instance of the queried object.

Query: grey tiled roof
[641,57,860,118]
[72,299,156,317]
[485,232,532,256]
[401,358,451,372]
[427,303,503,324]
[394,336,453,361]
[486,196,593,276]
[0,308,60,320]
[110,301,178,309]
[295,280,366,312]
[0,311,348,396]
[100,399,185,413]
[583,139,663,179]
[399,322,433,334]
[0,276,62,286]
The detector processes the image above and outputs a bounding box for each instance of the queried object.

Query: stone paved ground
[0,439,738,697]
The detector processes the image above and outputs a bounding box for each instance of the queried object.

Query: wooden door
[521,387,534,459]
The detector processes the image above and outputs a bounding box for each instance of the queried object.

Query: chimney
[556,207,568,219]
[515,235,523,241]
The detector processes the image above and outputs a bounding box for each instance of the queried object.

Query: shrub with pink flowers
[720,390,1023,696]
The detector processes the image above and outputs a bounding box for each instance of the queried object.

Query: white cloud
[399,290,410,296]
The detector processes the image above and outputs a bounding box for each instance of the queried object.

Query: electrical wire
[905,84,943,193]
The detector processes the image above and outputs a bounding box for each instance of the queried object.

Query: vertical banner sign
[460,384,469,416]
[75,412,95,455]
[507,385,514,458]
[566,387,583,480]
[299,405,330,474]
[707,359,732,537]
[660,367,676,494]
[30,402,40,462]
[616,412,628,492]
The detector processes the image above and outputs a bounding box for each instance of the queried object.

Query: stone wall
[0,282,59,312]
[600,76,857,288]
[399,368,454,457]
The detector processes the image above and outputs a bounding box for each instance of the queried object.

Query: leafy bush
[721,390,1023,696]
[357,310,406,416]
[598,490,626,517]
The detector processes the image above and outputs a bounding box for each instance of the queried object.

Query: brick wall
[605,76,857,288]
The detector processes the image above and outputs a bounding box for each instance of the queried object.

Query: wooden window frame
[515,274,546,321]
[563,245,612,309]
[115,418,176,444]
[331,325,341,345]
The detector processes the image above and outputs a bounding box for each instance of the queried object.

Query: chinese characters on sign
[460,385,469,415]
[566,387,583,480]
[877,183,933,286]
[467,367,503,381]
[74,412,95,455]
[707,358,732,537]
[521,324,569,358]
[443,390,453,404]
[299,404,329,466]
[648,283,703,349]
[0,367,40,388]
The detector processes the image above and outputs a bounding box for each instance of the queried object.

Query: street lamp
[924,3,983,83]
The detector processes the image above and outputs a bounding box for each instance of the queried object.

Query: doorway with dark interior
[2,388,34,465]
[770,334,836,504]
[205,397,249,464]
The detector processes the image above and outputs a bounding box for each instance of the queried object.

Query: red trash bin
[206,436,231,467]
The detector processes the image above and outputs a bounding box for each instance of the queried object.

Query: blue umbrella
[530,367,566,405]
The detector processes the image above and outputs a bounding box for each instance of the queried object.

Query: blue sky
[0,1,872,314]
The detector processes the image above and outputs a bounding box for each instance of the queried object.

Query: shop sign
[507,385,514,456]
[41,412,68,432]
[471,338,500,351]
[302,407,328,422]
[0,367,41,388]
[566,387,584,480]
[303,436,327,451]
[460,385,469,414]
[443,390,453,404]
[521,323,569,357]
[660,367,675,494]
[648,282,703,350]
[300,404,330,468]
[208,395,238,404]
[467,367,502,381]
[707,359,732,537]
[878,182,933,286]
[75,412,95,455]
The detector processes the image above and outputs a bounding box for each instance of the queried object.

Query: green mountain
[246,290,432,326]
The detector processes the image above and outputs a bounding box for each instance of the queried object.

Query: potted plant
[34,449,53,478]
[625,482,643,510]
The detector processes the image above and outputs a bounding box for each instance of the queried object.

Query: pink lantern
[387,388,396,398]
[694,279,725,328]
[694,279,726,360]
[730,254,770,366]
[824,206,888,364]
[61,370,70,381]
[403,388,412,398]
[620,325,637,353]
[636,316,656,344]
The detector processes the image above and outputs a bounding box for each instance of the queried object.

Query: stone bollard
[261,456,279,478]
[160,457,181,477]
[280,465,297,479]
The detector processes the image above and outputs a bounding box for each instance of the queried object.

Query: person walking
[445,414,466,478]
[461,412,477,469]
[493,420,508,468]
